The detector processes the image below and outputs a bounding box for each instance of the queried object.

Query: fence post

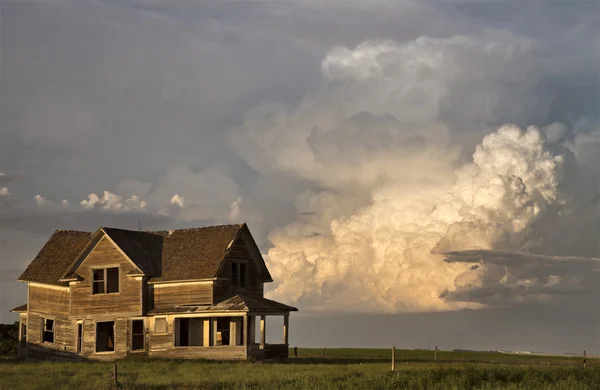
[392,345,396,372]
[583,350,587,368]
[113,363,118,387]
[435,346,437,361]
[294,346,298,357]
[321,347,326,359]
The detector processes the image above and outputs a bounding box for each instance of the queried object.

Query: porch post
[243,315,248,346]
[283,314,289,345]
[260,315,266,349]
[229,317,237,346]
[212,318,218,346]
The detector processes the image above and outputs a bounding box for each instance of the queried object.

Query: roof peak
[101,223,245,235]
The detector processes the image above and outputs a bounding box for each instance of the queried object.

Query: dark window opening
[216,318,230,346]
[239,263,247,288]
[96,321,115,352]
[174,318,204,347]
[231,262,238,286]
[231,262,248,288]
[92,267,119,294]
[106,268,119,293]
[42,318,54,343]
[21,324,27,348]
[177,318,190,346]
[77,323,83,354]
[131,320,144,351]
[92,269,104,294]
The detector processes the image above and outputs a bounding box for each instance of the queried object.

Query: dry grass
[0,348,597,390]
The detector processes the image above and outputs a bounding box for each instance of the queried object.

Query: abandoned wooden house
[11,224,297,360]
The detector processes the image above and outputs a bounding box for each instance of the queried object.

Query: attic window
[231,262,247,288]
[92,267,119,294]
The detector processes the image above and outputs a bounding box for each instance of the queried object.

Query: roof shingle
[19,230,93,286]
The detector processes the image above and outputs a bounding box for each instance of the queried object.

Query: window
[231,262,247,288]
[231,262,238,285]
[42,318,54,343]
[154,317,167,334]
[92,267,119,294]
[131,320,144,351]
[96,321,115,352]
[20,323,27,348]
[239,263,247,288]
[76,322,83,354]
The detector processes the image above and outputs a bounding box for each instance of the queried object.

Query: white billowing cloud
[0,187,10,197]
[170,194,184,208]
[264,125,575,312]
[232,35,596,313]
[79,191,148,211]
[34,194,51,206]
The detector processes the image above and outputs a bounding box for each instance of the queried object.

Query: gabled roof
[102,227,158,275]
[18,230,93,286]
[19,223,272,286]
[148,224,243,282]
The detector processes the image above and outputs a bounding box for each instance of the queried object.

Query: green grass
[0,349,597,390]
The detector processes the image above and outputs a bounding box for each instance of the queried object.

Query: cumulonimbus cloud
[232,35,600,313]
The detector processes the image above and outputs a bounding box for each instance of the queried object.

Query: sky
[1,0,600,354]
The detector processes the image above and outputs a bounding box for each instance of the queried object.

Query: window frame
[94,320,116,353]
[231,261,248,288]
[154,317,168,334]
[76,320,83,354]
[41,317,55,344]
[90,266,120,295]
[131,319,145,351]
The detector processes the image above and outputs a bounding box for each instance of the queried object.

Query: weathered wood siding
[70,237,143,318]
[150,345,246,359]
[26,284,77,358]
[216,235,264,301]
[81,317,129,360]
[152,283,212,310]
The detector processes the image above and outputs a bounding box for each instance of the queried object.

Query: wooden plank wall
[27,285,77,357]
[152,283,212,310]
[70,237,142,318]
[81,317,129,360]
[149,345,246,359]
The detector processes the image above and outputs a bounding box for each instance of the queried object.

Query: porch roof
[149,293,298,315]
[10,304,27,313]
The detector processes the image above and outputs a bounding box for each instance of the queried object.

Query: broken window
[21,323,27,348]
[216,317,230,346]
[239,263,247,288]
[77,322,83,354]
[96,321,115,352]
[231,262,248,288]
[231,262,238,286]
[42,318,54,343]
[92,267,119,294]
[131,320,144,351]
[154,317,167,333]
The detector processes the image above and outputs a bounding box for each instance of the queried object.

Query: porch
[148,292,297,360]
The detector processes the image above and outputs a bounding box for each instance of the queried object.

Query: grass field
[0,348,598,390]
